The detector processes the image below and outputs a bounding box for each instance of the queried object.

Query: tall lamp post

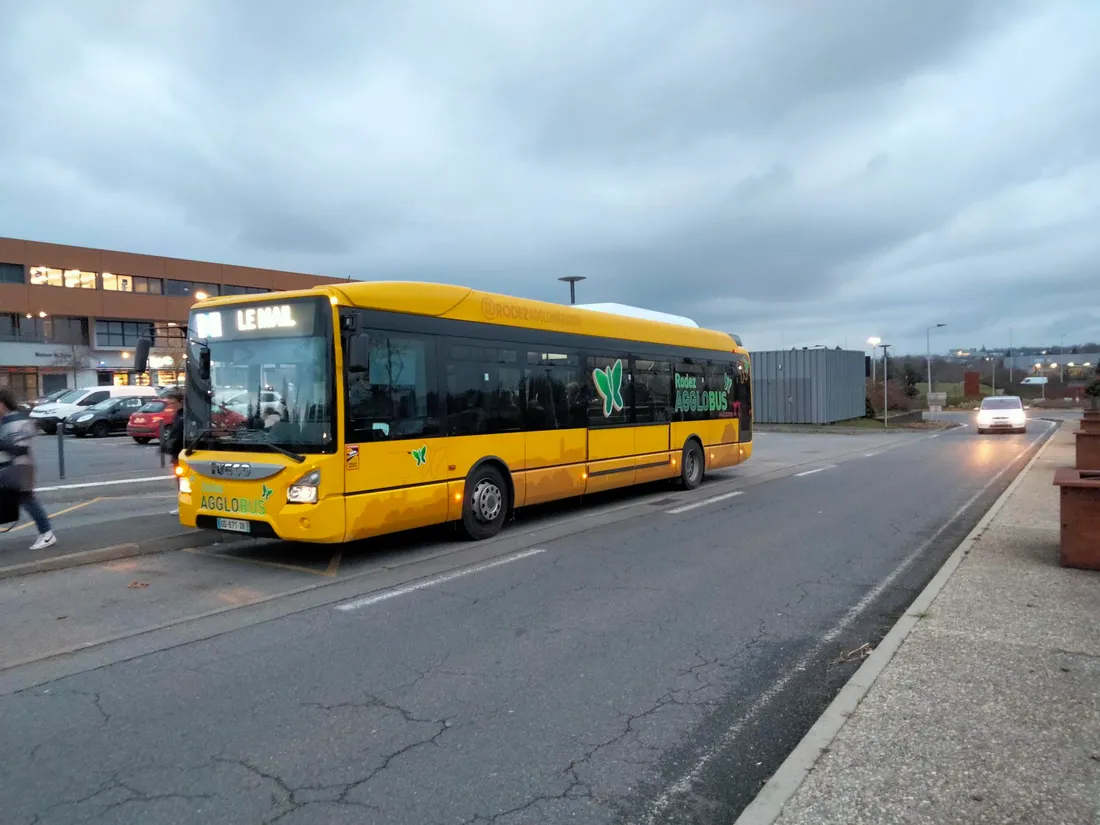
[926,323,945,398]
[867,336,881,384]
[558,276,586,305]
[881,343,892,427]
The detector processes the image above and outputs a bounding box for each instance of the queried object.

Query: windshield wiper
[184,428,217,457]
[241,441,306,464]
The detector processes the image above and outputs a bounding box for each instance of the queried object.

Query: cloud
[2,0,1098,353]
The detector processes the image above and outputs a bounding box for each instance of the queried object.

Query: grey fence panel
[749,349,865,424]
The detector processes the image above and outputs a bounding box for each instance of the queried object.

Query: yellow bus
[137,283,753,544]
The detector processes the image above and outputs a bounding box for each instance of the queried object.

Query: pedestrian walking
[161,389,185,515]
[0,388,57,549]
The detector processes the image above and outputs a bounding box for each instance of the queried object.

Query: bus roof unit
[572,303,699,328]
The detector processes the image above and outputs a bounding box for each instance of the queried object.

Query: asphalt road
[0,419,1056,825]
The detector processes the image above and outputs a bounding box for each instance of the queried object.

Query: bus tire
[461,465,510,540]
[680,440,705,490]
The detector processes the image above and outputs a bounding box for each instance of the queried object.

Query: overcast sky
[3,1,1099,355]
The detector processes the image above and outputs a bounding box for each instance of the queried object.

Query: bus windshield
[184,296,336,455]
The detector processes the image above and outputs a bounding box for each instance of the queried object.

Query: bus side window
[445,343,523,436]
[345,331,441,442]
[525,351,584,430]
[632,358,672,423]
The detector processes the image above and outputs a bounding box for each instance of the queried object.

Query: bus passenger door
[342,329,450,540]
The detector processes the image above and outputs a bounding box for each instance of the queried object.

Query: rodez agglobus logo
[592,359,734,418]
[674,372,733,414]
[199,483,274,515]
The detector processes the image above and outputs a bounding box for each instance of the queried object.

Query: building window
[29,267,96,289]
[165,279,219,299]
[0,314,18,341]
[47,316,90,346]
[0,263,24,284]
[102,272,164,294]
[94,319,154,349]
[153,322,186,349]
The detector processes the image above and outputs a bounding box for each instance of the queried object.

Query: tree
[902,364,921,399]
[51,344,91,388]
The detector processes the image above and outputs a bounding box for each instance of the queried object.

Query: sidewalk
[739,422,1100,824]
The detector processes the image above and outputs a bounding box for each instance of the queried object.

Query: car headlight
[76,414,94,423]
[287,469,320,504]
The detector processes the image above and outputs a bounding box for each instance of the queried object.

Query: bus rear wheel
[680,440,704,490]
[461,465,509,540]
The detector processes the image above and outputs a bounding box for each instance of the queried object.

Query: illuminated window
[29,266,95,289]
[103,273,163,294]
[102,272,133,292]
[63,269,97,289]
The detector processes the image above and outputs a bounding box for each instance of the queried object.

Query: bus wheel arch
[460,458,513,540]
[679,437,705,490]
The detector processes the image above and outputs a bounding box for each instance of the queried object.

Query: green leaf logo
[410,445,428,466]
[261,484,273,501]
[592,359,625,417]
[724,374,733,393]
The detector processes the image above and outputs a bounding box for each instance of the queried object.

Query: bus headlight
[287,469,320,504]
[178,473,192,494]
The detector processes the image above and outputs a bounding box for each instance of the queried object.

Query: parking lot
[30,427,172,487]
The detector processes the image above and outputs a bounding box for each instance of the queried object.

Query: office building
[0,237,342,402]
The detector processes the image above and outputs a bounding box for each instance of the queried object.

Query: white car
[976,395,1027,434]
[213,389,287,421]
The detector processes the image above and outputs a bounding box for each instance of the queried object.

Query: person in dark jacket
[0,388,57,549]
[160,389,185,515]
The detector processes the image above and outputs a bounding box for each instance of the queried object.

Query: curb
[0,530,225,581]
[733,421,1062,825]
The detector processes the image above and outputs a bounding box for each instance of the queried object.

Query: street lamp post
[881,343,892,427]
[867,337,881,384]
[926,323,946,400]
[558,276,586,305]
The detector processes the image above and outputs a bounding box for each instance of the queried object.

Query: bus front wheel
[461,465,510,540]
[680,441,705,490]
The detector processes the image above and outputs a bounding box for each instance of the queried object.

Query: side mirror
[134,336,152,373]
[198,346,212,381]
[347,333,371,374]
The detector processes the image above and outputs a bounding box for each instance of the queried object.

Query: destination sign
[190,298,320,342]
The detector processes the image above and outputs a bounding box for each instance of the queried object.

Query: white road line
[36,475,175,493]
[665,491,744,515]
[334,549,546,612]
[794,465,834,477]
[643,431,1043,824]
[863,453,879,458]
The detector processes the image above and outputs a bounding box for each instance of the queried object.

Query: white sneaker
[30,531,56,550]
[169,508,179,515]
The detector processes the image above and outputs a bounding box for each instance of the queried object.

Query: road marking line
[36,475,175,493]
[6,498,102,533]
[863,453,878,457]
[665,491,743,514]
[794,465,834,477]
[644,430,1045,824]
[335,548,546,612]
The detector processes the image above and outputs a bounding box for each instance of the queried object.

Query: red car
[128,399,180,444]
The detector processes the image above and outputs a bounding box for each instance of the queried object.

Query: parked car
[976,395,1028,434]
[127,398,181,444]
[29,389,71,409]
[31,386,159,434]
[65,396,149,438]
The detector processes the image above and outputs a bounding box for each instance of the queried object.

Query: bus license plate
[216,518,250,534]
